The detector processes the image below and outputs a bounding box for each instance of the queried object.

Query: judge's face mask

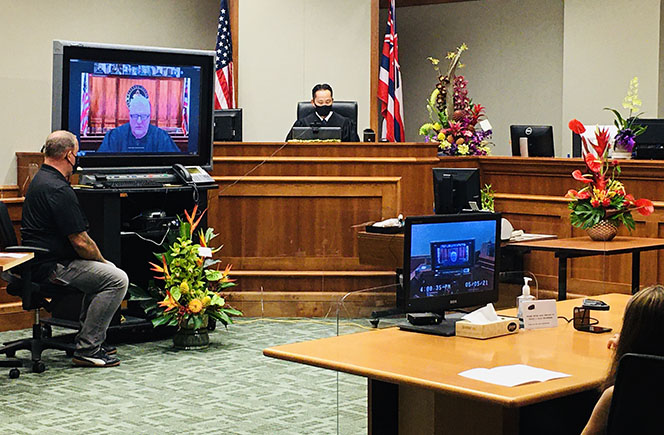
[314,104,332,118]
[312,89,333,118]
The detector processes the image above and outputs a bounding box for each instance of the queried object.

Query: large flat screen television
[401,213,501,335]
[52,40,215,172]
[432,168,480,214]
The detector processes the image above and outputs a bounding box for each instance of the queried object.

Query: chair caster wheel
[369,319,380,328]
[9,368,20,379]
[32,361,45,373]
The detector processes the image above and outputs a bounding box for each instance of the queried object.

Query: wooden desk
[510,237,664,299]
[0,252,33,271]
[264,294,628,435]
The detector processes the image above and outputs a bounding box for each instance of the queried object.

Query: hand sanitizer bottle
[517,277,534,320]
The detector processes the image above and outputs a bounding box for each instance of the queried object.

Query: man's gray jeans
[50,259,128,356]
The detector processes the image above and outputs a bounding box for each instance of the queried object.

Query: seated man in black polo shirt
[287,83,360,142]
[21,130,128,367]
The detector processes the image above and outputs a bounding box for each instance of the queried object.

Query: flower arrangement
[566,119,653,231]
[418,43,492,156]
[605,77,646,154]
[130,205,242,330]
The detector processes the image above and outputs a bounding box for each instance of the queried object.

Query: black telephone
[172,163,193,183]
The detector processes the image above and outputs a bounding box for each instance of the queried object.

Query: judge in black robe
[286,83,360,142]
[288,112,359,142]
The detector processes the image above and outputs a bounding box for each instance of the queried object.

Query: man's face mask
[68,151,79,174]
[315,104,332,118]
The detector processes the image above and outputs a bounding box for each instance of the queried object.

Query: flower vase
[612,144,632,160]
[173,316,210,350]
[586,220,619,242]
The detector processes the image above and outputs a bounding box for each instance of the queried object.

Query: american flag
[182,78,190,135]
[214,0,235,109]
[377,0,405,142]
[80,73,90,135]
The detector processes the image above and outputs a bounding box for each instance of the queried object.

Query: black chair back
[0,202,18,249]
[607,353,664,434]
[297,101,358,128]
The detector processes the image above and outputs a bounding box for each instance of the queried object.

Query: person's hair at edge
[604,284,664,390]
[43,130,77,159]
[312,83,333,100]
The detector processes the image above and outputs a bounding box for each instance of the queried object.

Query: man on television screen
[97,85,180,153]
[22,131,128,367]
[287,83,360,142]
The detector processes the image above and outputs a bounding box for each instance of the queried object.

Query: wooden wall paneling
[213,141,439,157]
[210,175,401,315]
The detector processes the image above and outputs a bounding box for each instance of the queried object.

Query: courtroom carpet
[0,317,393,434]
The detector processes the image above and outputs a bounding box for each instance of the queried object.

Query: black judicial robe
[287,112,360,142]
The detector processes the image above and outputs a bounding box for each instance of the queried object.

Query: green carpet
[0,318,387,434]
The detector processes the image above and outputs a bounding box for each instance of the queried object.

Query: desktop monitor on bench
[510,125,555,157]
[432,168,480,214]
[401,213,501,335]
[214,109,242,141]
[290,126,342,141]
[632,118,664,159]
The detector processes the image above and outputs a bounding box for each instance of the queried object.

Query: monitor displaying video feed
[52,40,215,171]
[403,213,500,314]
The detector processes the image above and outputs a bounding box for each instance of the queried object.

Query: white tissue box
[455,317,519,339]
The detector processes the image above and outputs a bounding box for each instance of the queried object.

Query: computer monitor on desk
[400,213,501,336]
[432,168,480,214]
[214,109,242,141]
[510,125,555,157]
[632,118,664,159]
[290,126,342,141]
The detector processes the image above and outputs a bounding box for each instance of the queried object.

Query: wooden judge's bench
[3,143,664,330]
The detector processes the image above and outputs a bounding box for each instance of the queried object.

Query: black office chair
[0,202,76,377]
[607,353,664,434]
[297,101,358,133]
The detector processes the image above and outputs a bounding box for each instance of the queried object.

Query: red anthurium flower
[572,169,593,184]
[634,198,655,216]
[624,194,635,205]
[584,153,602,174]
[577,190,591,200]
[565,189,578,199]
[602,197,611,207]
[568,119,586,135]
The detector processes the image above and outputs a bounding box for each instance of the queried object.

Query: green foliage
[480,184,495,212]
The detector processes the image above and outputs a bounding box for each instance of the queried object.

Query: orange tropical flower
[188,299,203,313]
[158,291,179,312]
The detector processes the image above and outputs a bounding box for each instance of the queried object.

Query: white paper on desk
[459,364,571,387]
[0,253,27,259]
[461,303,500,324]
[521,299,558,330]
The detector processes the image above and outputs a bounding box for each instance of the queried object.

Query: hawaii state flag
[214,0,235,109]
[182,78,190,135]
[378,0,405,142]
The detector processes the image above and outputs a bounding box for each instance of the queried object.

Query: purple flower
[615,128,636,151]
